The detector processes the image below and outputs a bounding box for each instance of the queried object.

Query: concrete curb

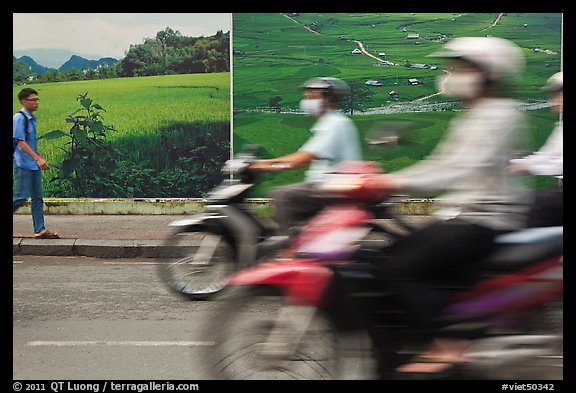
[13,238,176,259]
[13,198,436,215]
[13,198,208,216]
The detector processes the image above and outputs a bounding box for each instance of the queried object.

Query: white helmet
[300,77,351,102]
[428,36,525,81]
[542,72,563,92]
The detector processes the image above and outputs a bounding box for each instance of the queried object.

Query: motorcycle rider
[250,77,362,244]
[364,36,530,377]
[510,71,563,227]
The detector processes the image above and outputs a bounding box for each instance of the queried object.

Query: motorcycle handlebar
[221,159,252,175]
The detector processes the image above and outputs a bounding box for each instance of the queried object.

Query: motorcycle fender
[227,259,334,308]
[168,213,227,229]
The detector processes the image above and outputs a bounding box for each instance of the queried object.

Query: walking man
[13,88,59,239]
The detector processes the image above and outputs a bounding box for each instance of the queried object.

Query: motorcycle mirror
[365,121,415,147]
[240,144,262,157]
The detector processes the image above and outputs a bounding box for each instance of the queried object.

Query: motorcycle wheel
[469,300,563,380]
[157,227,236,300]
[204,286,376,380]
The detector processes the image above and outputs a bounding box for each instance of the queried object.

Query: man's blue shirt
[13,109,39,170]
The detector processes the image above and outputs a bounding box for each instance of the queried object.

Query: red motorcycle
[202,162,563,380]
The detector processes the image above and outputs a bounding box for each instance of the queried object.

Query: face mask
[299,98,325,116]
[436,72,484,99]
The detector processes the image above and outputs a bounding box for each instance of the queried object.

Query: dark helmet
[300,77,351,103]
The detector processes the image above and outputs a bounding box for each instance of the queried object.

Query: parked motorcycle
[202,169,563,380]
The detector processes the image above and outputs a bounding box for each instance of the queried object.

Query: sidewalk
[13,196,434,258]
[14,213,435,259]
[13,214,183,258]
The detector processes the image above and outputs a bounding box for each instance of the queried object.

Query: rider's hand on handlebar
[508,162,530,175]
[249,160,292,172]
[248,160,273,172]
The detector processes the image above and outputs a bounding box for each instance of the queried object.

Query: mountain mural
[18,55,52,74]
[13,27,228,83]
[16,54,118,74]
[13,56,34,83]
[59,55,118,72]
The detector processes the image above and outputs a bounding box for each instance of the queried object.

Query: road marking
[27,340,214,347]
[13,260,23,264]
[103,262,160,265]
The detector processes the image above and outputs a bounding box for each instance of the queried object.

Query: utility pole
[229,13,234,177]
[558,12,563,189]
[560,13,563,122]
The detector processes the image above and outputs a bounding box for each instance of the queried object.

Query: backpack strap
[18,110,30,141]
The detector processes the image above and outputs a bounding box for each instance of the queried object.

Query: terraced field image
[232,13,562,195]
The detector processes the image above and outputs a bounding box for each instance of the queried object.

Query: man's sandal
[34,230,60,239]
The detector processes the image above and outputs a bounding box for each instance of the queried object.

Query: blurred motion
[249,76,362,242]
[156,147,396,301]
[365,121,416,148]
[156,144,291,300]
[201,168,562,380]
[510,71,563,227]
[359,36,542,378]
[164,37,563,380]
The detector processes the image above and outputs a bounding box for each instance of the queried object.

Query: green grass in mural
[234,108,559,197]
[13,73,230,196]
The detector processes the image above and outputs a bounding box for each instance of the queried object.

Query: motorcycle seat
[481,226,563,271]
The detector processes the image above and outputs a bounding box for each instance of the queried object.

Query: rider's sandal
[391,357,471,380]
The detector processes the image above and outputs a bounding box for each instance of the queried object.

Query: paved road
[13,255,215,380]
[12,253,563,381]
